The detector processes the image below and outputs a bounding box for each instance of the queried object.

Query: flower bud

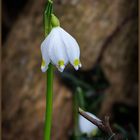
[79,112,100,136]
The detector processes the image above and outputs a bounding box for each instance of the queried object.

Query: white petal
[58,27,81,69]
[79,63,82,67]
[41,64,48,72]
[48,27,68,71]
[57,65,65,72]
[40,34,52,72]
[74,65,79,70]
[79,112,100,134]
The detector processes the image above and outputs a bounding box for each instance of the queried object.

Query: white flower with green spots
[41,26,82,72]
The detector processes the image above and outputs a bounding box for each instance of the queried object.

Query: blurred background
[2,0,138,140]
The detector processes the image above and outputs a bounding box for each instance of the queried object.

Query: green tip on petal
[58,60,65,72]
[74,59,80,66]
[58,60,64,67]
[41,60,46,67]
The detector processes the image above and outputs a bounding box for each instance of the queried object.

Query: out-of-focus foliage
[60,64,138,140]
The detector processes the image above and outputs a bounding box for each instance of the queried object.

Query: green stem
[44,1,53,140]
[44,64,54,140]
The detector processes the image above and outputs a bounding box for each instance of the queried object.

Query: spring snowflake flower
[41,16,81,72]
[79,112,100,135]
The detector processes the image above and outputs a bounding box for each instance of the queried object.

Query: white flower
[41,27,81,72]
[79,112,100,135]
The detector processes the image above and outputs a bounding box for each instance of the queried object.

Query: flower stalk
[44,1,53,140]
[44,63,53,140]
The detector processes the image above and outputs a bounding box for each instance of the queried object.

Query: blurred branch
[78,108,124,140]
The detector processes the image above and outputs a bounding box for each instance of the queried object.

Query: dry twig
[78,108,124,140]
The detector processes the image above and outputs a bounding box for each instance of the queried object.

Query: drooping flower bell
[79,112,100,135]
[41,14,82,72]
